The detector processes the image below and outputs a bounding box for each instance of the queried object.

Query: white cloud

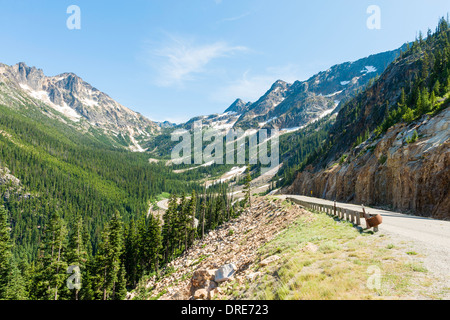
[218,12,251,23]
[147,35,247,87]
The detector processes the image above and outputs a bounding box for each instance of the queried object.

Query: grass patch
[240,211,432,300]
[405,262,427,273]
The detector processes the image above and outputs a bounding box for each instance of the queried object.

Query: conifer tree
[3,259,28,300]
[114,263,127,300]
[0,205,13,299]
[66,214,88,300]
[244,165,252,207]
[200,197,207,239]
[96,211,124,300]
[187,190,197,246]
[124,219,139,287]
[36,210,68,300]
[162,194,178,262]
[145,214,162,275]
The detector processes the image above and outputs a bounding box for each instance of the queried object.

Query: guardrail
[286,196,381,231]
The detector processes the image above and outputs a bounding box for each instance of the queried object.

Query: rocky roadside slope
[127,197,309,300]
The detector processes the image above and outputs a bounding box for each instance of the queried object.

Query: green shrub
[406,130,418,144]
[378,155,387,165]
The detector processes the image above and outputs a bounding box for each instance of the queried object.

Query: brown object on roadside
[365,214,383,228]
[362,205,383,229]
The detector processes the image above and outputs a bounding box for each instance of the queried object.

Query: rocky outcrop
[287,108,450,220]
[224,99,251,114]
[0,166,20,187]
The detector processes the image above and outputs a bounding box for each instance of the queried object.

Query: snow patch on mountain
[361,66,377,73]
[19,83,82,122]
[324,90,343,98]
[259,117,278,127]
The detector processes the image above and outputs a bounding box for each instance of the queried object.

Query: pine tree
[145,214,162,275]
[244,165,252,207]
[433,79,441,95]
[114,263,127,300]
[187,190,196,247]
[430,91,436,109]
[178,193,190,251]
[162,194,178,262]
[96,211,124,300]
[398,88,407,113]
[0,205,13,299]
[3,259,28,300]
[200,196,207,239]
[66,214,88,300]
[124,219,139,287]
[36,210,68,300]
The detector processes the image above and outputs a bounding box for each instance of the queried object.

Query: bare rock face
[288,108,450,220]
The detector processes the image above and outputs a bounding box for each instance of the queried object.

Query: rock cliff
[287,107,450,219]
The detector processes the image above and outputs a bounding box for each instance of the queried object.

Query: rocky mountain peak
[224,98,250,114]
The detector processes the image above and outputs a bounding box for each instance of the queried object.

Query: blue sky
[1,0,449,123]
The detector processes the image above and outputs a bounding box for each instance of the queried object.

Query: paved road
[282,195,450,285]
[156,199,170,210]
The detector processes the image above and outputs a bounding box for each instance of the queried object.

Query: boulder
[259,255,280,267]
[302,242,319,253]
[246,272,261,281]
[191,269,215,288]
[215,263,237,283]
[193,288,208,300]
[208,287,221,300]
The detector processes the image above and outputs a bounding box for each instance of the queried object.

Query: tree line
[0,181,250,300]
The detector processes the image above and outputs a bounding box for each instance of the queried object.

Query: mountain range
[0,62,159,152]
[0,45,405,156]
[181,46,405,133]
